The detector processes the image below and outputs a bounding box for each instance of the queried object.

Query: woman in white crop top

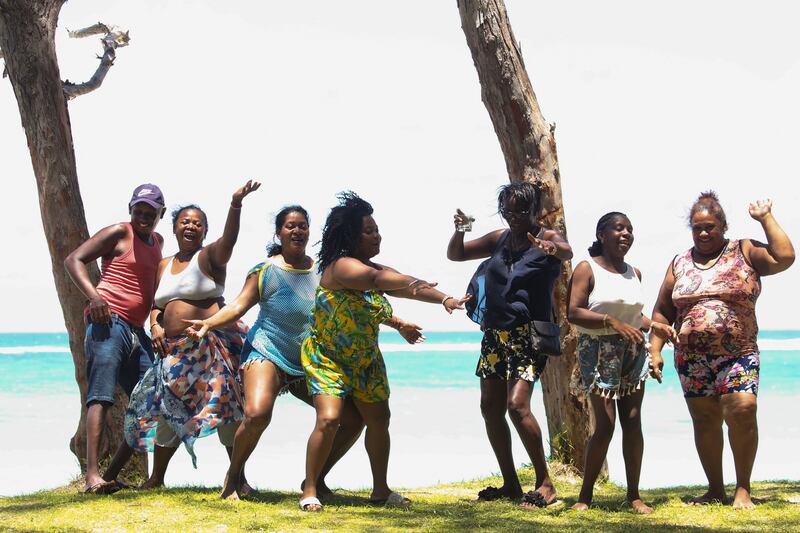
[566,212,670,514]
[123,180,260,491]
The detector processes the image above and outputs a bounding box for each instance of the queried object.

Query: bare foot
[220,473,241,501]
[137,477,164,491]
[629,499,654,514]
[571,502,590,511]
[239,480,254,498]
[689,490,727,505]
[731,487,755,510]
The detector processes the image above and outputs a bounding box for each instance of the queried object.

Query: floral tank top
[672,240,761,358]
[302,286,393,369]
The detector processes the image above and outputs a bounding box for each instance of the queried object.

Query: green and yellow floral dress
[301,286,393,403]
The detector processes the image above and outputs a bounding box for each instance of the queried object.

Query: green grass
[2,466,799,532]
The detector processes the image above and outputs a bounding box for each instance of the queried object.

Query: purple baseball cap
[129,183,165,209]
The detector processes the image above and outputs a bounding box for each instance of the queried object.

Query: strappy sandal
[299,496,323,512]
[477,486,506,501]
[520,490,561,508]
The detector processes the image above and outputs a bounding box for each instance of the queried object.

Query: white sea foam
[0,345,71,355]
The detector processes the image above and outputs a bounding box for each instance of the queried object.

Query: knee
[315,412,342,436]
[724,401,758,432]
[619,410,642,434]
[244,410,272,431]
[480,396,505,421]
[506,396,531,422]
[364,408,390,431]
[339,409,366,434]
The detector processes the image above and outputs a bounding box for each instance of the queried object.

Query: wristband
[230,202,242,210]
[602,314,609,329]
[441,295,454,305]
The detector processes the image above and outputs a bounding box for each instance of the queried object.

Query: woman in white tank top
[566,212,669,514]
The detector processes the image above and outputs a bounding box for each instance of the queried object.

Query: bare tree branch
[62,24,129,100]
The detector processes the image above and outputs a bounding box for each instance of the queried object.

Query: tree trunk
[457,0,596,472]
[0,1,145,477]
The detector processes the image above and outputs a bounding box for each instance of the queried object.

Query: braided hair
[588,211,627,257]
[317,191,374,273]
[688,190,727,231]
[267,205,309,257]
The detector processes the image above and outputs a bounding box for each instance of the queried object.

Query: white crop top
[153,252,224,308]
[575,259,644,335]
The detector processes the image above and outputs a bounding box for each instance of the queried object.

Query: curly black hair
[317,191,374,273]
[267,205,309,257]
[171,204,209,234]
[588,211,628,257]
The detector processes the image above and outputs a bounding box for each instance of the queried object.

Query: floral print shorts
[477,323,548,382]
[576,333,649,399]
[675,350,759,397]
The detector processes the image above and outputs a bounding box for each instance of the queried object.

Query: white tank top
[153,252,224,308]
[575,258,644,335]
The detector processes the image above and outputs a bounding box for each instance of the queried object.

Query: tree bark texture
[0,1,144,476]
[457,0,595,471]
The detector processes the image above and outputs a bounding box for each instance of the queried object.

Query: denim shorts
[85,314,154,406]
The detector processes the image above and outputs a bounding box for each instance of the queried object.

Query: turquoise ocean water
[2,330,798,396]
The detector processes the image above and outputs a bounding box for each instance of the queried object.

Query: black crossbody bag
[529,306,562,356]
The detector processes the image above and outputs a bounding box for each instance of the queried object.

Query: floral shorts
[576,334,649,399]
[477,323,548,382]
[301,337,390,403]
[675,350,759,397]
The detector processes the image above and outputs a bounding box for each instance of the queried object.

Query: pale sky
[2,1,798,332]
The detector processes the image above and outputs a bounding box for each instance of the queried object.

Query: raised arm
[64,223,127,324]
[446,209,503,261]
[206,180,261,270]
[742,199,795,276]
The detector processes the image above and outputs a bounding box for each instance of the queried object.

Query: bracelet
[602,314,609,329]
[149,323,159,330]
[441,295,454,305]
[407,279,422,288]
[547,244,557,256]
[230,202,242,210]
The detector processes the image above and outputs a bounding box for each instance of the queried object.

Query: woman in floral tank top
[650,192,794,509]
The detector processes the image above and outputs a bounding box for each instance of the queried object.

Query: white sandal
[369,491,411,507]
[299,496,323,512]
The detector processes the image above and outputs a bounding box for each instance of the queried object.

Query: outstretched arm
[529,228,573,261]
[743,199,795,276]
[184,273,261,339]
[330,257,433,293]
[206,180,261,270]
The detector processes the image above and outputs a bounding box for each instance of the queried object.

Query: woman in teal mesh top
[185,206,365,500]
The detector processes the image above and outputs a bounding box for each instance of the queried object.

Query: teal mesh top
[244,258,319,375]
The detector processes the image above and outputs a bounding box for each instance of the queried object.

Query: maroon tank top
[93,222,162,327]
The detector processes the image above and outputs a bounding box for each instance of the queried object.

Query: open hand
[397,320,425,344]
[407,279,438,295]
[527,232,557,256]
[607,316,645,344]
[182,319,210,341]
[650,322,677,344]
[443,294,471,314]
[748,199,773,222]
[232,180,261,205]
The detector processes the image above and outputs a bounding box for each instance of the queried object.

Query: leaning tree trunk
[0,1,144,477]
[457,0,595,471]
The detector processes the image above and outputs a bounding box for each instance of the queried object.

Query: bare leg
[573,393,616,511]
[85,401,113,490]
[138,445,178,489]
[618,386,652,514]
[221,361,283,500]
[351,399,403,502]
[506,379,557,506]
[223,442,251,496]
[686,396,726,503]
[721,393,758,510]
[293,384,365,496]
[479,378,522,499]
[300,395,344,509]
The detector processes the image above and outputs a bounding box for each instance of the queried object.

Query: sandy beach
[5,386,798,497]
